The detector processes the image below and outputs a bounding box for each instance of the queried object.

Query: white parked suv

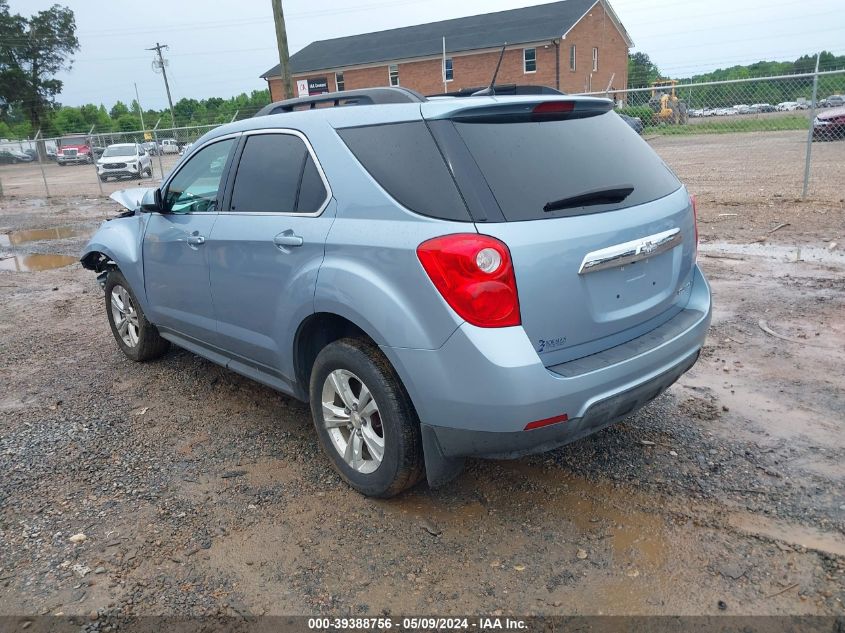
[97,143,153,181]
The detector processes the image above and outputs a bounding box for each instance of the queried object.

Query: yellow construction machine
[648,79,688,125]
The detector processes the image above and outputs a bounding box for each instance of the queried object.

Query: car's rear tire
[104,270,170,362]
[309,337,424,498]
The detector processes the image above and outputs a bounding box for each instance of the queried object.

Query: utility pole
[134,82,146,130]
[271,0,294,99]
[147,42,176,127]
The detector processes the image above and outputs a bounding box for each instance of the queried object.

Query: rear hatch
[422,98,696,367]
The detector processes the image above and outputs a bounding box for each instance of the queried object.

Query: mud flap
[421,424,465,488]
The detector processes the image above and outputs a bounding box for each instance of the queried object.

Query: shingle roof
[262,0,627,78]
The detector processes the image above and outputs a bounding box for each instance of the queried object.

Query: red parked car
[813,106,845,141]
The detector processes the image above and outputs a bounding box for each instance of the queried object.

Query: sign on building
[296,77,330,97]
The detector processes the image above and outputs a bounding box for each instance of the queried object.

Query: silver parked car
[81,87,711,497]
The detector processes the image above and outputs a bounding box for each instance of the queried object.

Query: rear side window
[453,112,681,221]
[337,122,470,222]
[230,133,327,213]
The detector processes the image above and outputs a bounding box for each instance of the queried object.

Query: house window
[569,45,576,71]
[444,57,453,82]
[592,47,598,72]
[523,48,536,73]
[389,64,399,86]
[335,71,345,91]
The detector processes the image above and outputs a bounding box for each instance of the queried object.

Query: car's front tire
[104,270,170,362]
[309,338,424,498]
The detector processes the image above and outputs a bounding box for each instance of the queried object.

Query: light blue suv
[81,87,711,497]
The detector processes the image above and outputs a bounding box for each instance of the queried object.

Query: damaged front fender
[80,208,151,310]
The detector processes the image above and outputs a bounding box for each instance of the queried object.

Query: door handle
[273,231,304,248]
[186,234,206,245]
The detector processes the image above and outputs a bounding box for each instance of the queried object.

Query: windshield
[103,145,137,157]
[453,111,681,221]
[61,136,87,147]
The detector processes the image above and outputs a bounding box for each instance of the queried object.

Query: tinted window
[338,122,470,222]
[454,112,681,221]
[297,155,328,213]
[231,134,317,213]
[165,138,235,213]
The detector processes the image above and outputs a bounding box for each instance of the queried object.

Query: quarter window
[230,134,327,214]
[444,58,453,82]
[389,64,399,86]
[523,48,536,73]
[164,138,235,213]
[335,71,345,91]
[569,44,576,71]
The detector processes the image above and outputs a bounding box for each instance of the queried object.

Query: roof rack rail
[428,84,564,98]
[254,87,426,117]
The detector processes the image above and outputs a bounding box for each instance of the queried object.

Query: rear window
[453,112,681,221]
[337,122,470,222]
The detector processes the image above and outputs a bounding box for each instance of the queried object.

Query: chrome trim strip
[578,228,682,275]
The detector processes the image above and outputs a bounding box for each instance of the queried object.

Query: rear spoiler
[443,98,614,124]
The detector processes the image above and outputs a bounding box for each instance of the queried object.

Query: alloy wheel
[321,369,385,473]
[110,285,140,348]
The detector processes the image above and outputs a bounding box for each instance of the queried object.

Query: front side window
[523,48,536,73]
[592,47,599,72]
[569,44,576,71]
[164,138,235,213]
[229,133,327,214]
[444,58,453,81]
[389,64,399,86]
[335,71,345,91]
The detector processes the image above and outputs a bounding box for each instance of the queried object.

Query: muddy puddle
[0,225,93,247]
[0,254,78,272]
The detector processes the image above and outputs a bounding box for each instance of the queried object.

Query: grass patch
[644,115,809,136]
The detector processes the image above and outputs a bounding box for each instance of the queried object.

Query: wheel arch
[293,312,376,401]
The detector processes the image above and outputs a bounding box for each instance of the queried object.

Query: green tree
[109,100,129,119]
[0,1,79,131]
[628,52,661,88]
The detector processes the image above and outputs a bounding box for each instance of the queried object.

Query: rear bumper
[382,264,711,459]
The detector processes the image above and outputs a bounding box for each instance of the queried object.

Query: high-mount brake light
[532,101,576,115]
[417,234,521,328]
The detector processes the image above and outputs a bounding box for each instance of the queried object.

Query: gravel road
[0,181,843,627]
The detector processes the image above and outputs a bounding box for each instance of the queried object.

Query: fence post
[153,118,164,181]
[801,53,821,200]
[230,110,239,123]
[34,129,51,198]
[88,125,104,196]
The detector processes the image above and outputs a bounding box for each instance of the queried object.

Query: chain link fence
[1,70,844,202]
[579,69,845,203]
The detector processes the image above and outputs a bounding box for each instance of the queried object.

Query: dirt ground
[0,131,843,626]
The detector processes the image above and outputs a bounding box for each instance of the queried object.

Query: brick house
[261,0,633,101]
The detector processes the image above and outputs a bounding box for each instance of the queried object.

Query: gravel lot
[0,131,843,626]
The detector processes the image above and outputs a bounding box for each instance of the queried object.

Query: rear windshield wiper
[543,185,634,213]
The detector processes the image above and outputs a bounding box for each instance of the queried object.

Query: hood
[817,106,845,121]
[100,154,138,164]
[60,145,89,151]
[110,187,154,211]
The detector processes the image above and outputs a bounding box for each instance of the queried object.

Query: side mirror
[140,188,165,213]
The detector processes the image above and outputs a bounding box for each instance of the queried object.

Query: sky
[8,0,845,110]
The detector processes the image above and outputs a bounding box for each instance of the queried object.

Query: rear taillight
[417,234,520,328]
[690,193,699,261]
